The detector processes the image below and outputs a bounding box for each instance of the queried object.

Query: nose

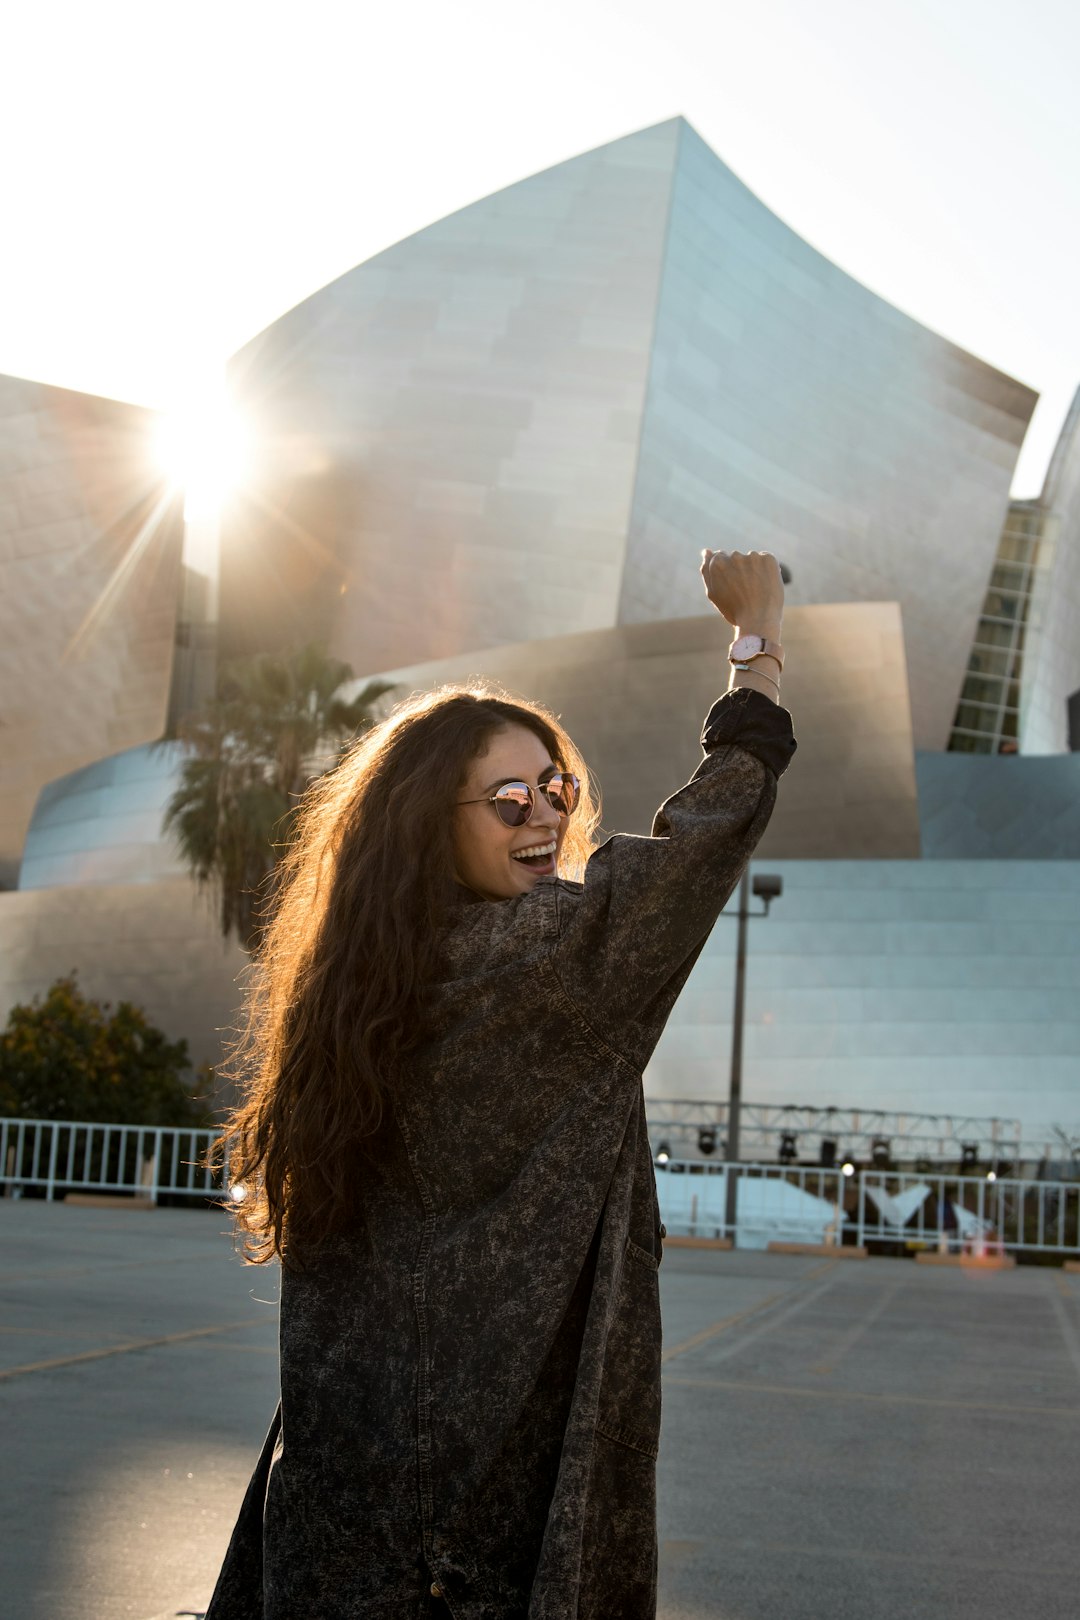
[531,793,561,832]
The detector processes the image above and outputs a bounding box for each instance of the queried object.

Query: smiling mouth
[510,839,557,871]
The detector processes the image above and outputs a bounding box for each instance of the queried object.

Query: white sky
[2,0,1077,496]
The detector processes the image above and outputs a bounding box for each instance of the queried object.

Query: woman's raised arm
[548,550,795,1068]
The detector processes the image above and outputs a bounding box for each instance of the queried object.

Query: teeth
[511,840,557,861]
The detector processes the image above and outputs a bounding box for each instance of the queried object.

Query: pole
[724,868,751,1240]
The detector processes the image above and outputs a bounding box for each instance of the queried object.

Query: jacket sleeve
[549,686,797,1068]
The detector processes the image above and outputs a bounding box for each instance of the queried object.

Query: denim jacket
[204,685,797,1619]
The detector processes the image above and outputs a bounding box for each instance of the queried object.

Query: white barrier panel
[656,1162,848,1248]
[0,1117,225,1204]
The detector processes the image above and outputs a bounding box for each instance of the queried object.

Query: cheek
[454,813,509,879]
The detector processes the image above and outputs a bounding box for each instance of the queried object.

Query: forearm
[726,620,784,705]
[699,553,786,705]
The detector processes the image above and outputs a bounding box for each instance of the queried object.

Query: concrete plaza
[1,1200,1078,1619]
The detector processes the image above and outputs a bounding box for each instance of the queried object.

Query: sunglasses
[459,771,581,828]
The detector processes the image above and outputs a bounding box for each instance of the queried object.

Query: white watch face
[731,635,762,659]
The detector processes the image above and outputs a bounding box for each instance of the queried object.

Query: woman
[204,549,796,1620]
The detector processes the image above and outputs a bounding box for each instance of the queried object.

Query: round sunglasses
[458,771,581,828]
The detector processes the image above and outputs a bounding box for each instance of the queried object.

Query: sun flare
[154,382,253,521]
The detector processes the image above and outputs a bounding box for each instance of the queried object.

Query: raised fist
[699,549,784,635]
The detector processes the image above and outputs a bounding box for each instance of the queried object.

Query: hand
[700,549,785,636]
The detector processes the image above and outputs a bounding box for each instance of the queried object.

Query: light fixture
[697,1127,717,1156]
[841,1160,856,1178]
[871,1136,892,1170]
[778,1131,798,1165]
[655,1141,671,1166]
[820,1138,838,1169]
[228,1183,247,1203]
[959,1142,979,1174]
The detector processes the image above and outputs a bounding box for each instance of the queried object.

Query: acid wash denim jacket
[204,685,797,1620]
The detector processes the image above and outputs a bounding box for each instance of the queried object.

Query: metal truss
[644,1098,1025,1163]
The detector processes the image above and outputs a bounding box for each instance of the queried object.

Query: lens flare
[154,383,253,520]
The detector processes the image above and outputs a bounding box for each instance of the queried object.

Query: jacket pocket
[594,1236,663,1460]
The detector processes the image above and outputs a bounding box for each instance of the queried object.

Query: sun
[153,381,253,521]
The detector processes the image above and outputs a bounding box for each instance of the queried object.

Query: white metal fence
[3,1121,1078,1260]
[0,1117,225,1204]
[855,1170,1080,1257]
[656,1160,1080,1258]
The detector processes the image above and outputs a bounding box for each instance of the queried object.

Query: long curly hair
[213,681,601,1268]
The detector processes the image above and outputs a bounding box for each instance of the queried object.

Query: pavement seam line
[661,1258,837,1365]
[662,1532,1077,1578]
[0,1251,231,1284]
[1046,1271,1080,1388]
[810,1276,907,1375]
[663,1372,1080,1418]
[684,1269,840,1370]
[0,1318,260,1381]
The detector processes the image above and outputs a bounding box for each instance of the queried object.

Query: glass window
[961,675,1004,707]
[996,534,1032,565]
[1000,711,1018,738]
[948,731,994,754]
[973,622,1016,649]
[968,647,1013,678]
[955,704,999,735]
[997,528,1036,567]
[990,562,1030,593]
[983,592,1023,620]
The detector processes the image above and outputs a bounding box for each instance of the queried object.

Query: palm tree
[163,643,396,947]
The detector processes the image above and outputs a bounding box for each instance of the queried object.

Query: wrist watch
[728,633,784,671]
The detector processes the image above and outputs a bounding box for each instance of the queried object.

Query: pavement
[2,1199,1079,1620]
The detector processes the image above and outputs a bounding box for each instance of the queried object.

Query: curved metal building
[221,117,1035,751]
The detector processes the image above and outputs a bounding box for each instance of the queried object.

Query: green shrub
[0,975,212,1127]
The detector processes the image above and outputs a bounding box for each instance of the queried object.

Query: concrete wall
[0,372,183,887]
[0,876,246,1076]
[651,858,1080,1144]
[345,601,922,859]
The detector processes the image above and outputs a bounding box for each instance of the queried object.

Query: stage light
[871,1136,892,1170]
[959,1143,979,1174]
[655,1141,671,1166]
[841,1160,856,1178]
[820,1138,838,1169]
[778,1131,798,1165]
[697,1127,717,1156]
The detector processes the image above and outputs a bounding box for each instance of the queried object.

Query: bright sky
[3,0,1077,497]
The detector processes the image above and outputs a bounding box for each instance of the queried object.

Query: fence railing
[856,1170,1080,1256]
[3,1122,1078,1260]
[0,1117,227,1204]
[656,1160,1080,1258]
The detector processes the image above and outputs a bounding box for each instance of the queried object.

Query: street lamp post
[723,867,782,1241]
